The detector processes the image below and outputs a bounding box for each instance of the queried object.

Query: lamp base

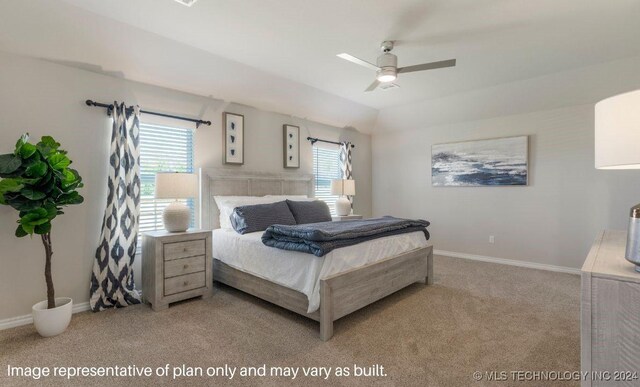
[163,201,190,232]
[626,204,640,273]
[335,196,351,217]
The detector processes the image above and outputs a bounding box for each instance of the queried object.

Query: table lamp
[595,89,640,272]
[331,179,355,216]
[155,172,198,232]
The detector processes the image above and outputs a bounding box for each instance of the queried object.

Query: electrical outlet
[489,235,495,244]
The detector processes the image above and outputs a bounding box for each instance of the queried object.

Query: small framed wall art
[283,124,300,168]
[223,112,244,165]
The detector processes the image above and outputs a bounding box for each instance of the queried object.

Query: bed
[199,169,434,340]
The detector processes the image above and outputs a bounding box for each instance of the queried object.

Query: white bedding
[211,228,429,313]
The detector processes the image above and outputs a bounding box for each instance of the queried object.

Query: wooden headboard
[198,169,314,229]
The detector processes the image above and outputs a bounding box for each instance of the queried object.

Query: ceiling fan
[337,41,456,92]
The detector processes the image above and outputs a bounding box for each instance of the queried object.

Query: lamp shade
[595,89,640,169]
[155,173,198,199]
[330,179,355,196]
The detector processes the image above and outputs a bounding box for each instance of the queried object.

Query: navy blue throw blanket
[262,216,430,257]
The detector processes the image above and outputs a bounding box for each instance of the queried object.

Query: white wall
[372,57,640,270]
[0,51,372,321]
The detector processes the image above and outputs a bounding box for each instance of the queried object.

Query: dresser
[581,230,640,387]
[142,230,213,311]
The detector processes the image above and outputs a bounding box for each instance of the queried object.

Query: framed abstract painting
[283,124,300,168]
[223,112,244,165]
[431,136,528,186]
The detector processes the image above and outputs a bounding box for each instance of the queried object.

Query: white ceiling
[57,0,640,109]
[0,0,638,125]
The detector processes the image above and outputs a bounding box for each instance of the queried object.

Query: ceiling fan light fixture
[377,68,397,83]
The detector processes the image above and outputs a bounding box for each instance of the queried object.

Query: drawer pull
[183,264,189,269]
[183,281,189,286]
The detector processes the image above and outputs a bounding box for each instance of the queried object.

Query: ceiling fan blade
[364,80,380,92]
[337,53,380,71]
[398,59,456,74]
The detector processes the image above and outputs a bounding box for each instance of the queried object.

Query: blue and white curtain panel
[90,102,142,311]
[339,142,353,207]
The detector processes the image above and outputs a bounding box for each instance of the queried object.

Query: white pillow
[213,196,288,229]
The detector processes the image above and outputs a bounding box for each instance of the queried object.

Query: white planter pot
[32,297,72,337]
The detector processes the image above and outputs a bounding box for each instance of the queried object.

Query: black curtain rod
[85,100,212,128]
[307,137,355,148]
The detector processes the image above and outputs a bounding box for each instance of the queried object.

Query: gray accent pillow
[286,200,332,224]
[230,201,296,234]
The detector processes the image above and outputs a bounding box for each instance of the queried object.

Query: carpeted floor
[0,255,580,387]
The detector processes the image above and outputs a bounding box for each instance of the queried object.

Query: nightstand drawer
[164,255,205,278]
[164,239,206,260]
[164,272,206,296]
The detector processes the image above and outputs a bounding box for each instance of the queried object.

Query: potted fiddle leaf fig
[0,133,84,337]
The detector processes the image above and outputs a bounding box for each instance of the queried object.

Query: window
[313,146,342,215]
[139,123,195,241]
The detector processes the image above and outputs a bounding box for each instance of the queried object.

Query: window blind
[138,123,195,240]
[313,146,341,215]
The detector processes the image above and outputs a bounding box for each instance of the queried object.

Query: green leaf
[36,174,56,193]
[36,136,60,156]
[58,191,84,205]
[41,136,60,148]
[20,187,46,200]
[34,222,51,235]
[48,153,71,170]
[15,225,28,238]
[44,205,58,220]
[2,193,42,212]
[20,223,34,235]
[14,133,29,156]
[0,154,22,175]
[19,143,37,159]
[20,208,49,227]
[25,161,48,178]
[61,169,82,191]
[22,207,47,219]
[0,178,24,194]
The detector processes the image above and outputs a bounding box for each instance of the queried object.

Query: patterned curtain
[339,142,353,208]
[90,102,142,311]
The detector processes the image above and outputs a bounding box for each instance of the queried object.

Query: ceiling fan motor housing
[377,52,397,68]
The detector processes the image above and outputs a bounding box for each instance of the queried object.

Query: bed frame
[200,169,433,341]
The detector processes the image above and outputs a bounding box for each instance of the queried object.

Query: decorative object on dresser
[283,124,300,168]
[223,112,244,165]
[142,230,213,311]
[432,136,528,186]
[595,90,640,271]
[155,172,197,232]
[581,230,640,387]
[332,214,363,221]
[330,178,355,216]
[0,133,84,337]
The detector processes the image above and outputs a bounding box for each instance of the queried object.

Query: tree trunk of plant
[41,233,55,309]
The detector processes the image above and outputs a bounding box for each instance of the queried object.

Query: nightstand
[141,229,213,311]
[332,215,363,221]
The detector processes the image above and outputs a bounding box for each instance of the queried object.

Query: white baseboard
[0,301,91,331]
[434,249,581,275]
